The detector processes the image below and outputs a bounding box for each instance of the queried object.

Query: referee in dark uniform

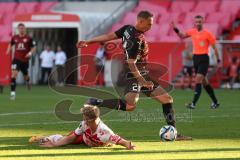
[172,15,220,109]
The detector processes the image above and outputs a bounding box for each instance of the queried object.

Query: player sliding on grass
[77,10,192,141]
[29,105,135,150]
[172,15,220,109]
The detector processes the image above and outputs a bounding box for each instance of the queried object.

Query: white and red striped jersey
[74,119,122,147]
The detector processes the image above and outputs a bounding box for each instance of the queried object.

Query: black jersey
[115,25,149,75]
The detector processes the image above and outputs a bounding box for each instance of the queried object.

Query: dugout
[13,12,80,84]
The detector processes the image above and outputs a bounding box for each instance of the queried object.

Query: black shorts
[124,74,159,97]
[182,66,193,76]
[193,54,209,76]
[11,59,29,75]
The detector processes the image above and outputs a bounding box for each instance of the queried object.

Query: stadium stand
[0,0,239,87]
[170,0,195,13]
[111,0,240,42]
[107,0,240,88]
[0,1,57,41]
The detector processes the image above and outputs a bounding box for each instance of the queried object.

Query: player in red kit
[29,105,135,150]
[6,23,36,100]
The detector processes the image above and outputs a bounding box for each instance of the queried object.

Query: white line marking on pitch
[0,111,52,116]
[0,120,127,127]
[0,121,76,127]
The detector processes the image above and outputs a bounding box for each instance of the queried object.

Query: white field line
[0,121,76,127]
[0,120,134,127]
[0,111,238,118]
[0,111,52,116]
[0,111,240,127]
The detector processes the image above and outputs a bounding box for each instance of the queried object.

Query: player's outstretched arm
[127,58,153,89]
[171,21,189,39]
[77,32,118,48]
[117,139,135,150]
[39,134,76,148]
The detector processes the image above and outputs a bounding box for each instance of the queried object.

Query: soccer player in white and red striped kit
[29,105,135,150]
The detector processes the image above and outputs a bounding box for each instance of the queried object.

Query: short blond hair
[81,105,100,120]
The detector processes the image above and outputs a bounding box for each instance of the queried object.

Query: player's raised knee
[164,94,173,103]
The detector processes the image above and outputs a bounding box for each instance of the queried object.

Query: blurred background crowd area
[0,0,239,89]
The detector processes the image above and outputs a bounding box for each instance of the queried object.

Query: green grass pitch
[0,86,240,160]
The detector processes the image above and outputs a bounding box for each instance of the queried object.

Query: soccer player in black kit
[77,11,192,140]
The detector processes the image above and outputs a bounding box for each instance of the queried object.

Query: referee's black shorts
[193,54,209,76]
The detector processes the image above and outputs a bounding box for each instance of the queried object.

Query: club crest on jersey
[199,41,205,46]
[23,38,27,43]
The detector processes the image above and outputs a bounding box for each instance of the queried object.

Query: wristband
[173,27,180,34]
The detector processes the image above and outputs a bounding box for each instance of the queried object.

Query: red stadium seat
[158,12,183,24]
[15,2,39,14]
[0,14,4,24]
[3,14,15,25]
[145,25,160,37]
[156,24,171,38]
[38,2,57,12]
[194,0,220,13]
[1,35,11,42]
[204,23,221,37]
[121,12,136,25]
[219,0,240,20]
[0,25,11,39]
[170,0,196,13]
[0,2,17,15]
[206,12,232,29]
[134,2,168,16]
[233,35,240,40]
[110,23,124,33]
[145,0,172,10]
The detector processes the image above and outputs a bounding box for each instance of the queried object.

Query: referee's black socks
[98,99,127,111]
[162,103,176,127]
[204,84,218,104]
[192,83,202,105]
[11,78,16,92]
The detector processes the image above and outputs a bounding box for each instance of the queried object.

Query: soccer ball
[159,125,177,141]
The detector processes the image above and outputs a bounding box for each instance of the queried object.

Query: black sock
[162,103,176,127]
[204,84,218,104]
[192,83,202,105]
[11,78,16,92]
[99,99,127,111]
